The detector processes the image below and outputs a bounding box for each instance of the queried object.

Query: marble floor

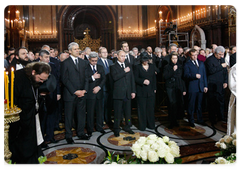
[42,110,227,164]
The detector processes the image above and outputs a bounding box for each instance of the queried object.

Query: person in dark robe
[9,62,51,164]
[163,52,186,129]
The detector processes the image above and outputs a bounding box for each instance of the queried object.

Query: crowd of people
[4,41,236,163]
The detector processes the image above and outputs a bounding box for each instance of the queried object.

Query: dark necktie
[194,60,199,68]
[93,65,96,73]
[75,59,78,69]
[121,64,124,69]
[104,59,109,73]
[126,55,130,63]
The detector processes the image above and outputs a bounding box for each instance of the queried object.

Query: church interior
[4,4,236,165]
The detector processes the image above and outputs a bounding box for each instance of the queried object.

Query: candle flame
[11,67,14,71]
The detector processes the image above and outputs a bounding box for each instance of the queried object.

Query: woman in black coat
[134,52,157,131]
[163,52,186,129]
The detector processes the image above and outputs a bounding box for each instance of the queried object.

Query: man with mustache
[9,62,51,163]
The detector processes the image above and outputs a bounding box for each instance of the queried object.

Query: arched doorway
[190,25,206,49]
[58,6,117,51]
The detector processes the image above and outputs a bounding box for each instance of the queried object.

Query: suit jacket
[86,64,106,99]
[125,54,136,66]
[230,52,236,68]
[184,59,207,93]
[97,58,113,92]
[60,56,89,101]
[205,54,228,93]
[134,63,157,97]
[110,62,136,100]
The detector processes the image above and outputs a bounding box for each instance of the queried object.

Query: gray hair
[169,43,177,49]
[85,47,91,51]
[39,49,50,57]
[155,47,162,53]
[89,52,98,59]
[132,47,138,51]
[215,46,225,54]
[117,50,125,56]
[68,42,79,51]
[41,45,50,50]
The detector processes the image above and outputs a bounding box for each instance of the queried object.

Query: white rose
[168,141,177,147]
[232,139,236,146]
[140,150,148,161]
[111,162,118,164]
[136,137,147,146]
[157,144,170,158]
[148,150,159,162]
[220,142,227,149]
[215,157,229,164]
[162,136,170,143]
[134,149,141,158]
[215,142,221,148]
[231,132,236,139]
[147,134,158,141]
[219,138,225,143]
[146,139,155,145]
[131,143,141,152]
[224,135,233,143]
[141,144,151,152]
[151,143,160,151]
[170,145,180,157]
[103,160,111,164]
[165,152,174,163]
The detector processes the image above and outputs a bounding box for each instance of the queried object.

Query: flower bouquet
[215,132,236,157]
[211,153,236,164]
[130,134,181,164]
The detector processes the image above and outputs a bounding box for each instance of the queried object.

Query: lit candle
[11,20,13,28]
[23,20,25,27]
[5,71,9,109]
[4,69,7,101]
[11,67,14,108]
[16,10,20,18]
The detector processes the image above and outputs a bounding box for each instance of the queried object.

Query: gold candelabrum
[4,103,21,163]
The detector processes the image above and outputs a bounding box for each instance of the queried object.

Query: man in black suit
[97,47,114,126]
[84,47,91,61]
[110,50,136,137]
[60,42,89,144]
[184,49,208,128]
[121,41,136,66]
[205,46,228,126]
[86,52,106,136]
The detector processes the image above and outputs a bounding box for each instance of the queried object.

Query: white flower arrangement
[130,134,181,164]
[215,132,236,157]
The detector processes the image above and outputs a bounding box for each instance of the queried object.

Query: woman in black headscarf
[134,52,157,131]
[163,52,186,129]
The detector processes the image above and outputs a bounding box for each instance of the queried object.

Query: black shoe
[98,129,106,134]
[197,121,207,126]
[114,131,120,137]
[190,123,195,128]
[78,134,90,140]
[127,129,135,134]
[50,138,59,143]
[66,138,74,144]
[123,126,135,134]
[87,133,92,137]
[41,142,49,148]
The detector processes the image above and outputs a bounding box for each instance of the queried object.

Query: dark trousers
[166,88,184,125]
[208,90,225,124]
[64,97,86,139]
[187,92,204,124]
[113,98,132,133]
[86,98,103,133]
[137,96,155,131]
[102,91,113,125]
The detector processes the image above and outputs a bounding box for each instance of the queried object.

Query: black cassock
[9,68,44,164]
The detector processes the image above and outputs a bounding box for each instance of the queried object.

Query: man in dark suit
[84,47,91,61]
[205,46,228,126]
[97,47,114,126]
[110,50,136,137]
[86,52,106,136]
[121,41,136,66]
[184,49,208,128]
[60,42,89,144]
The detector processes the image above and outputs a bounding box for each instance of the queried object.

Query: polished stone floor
[42,109,227,164]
